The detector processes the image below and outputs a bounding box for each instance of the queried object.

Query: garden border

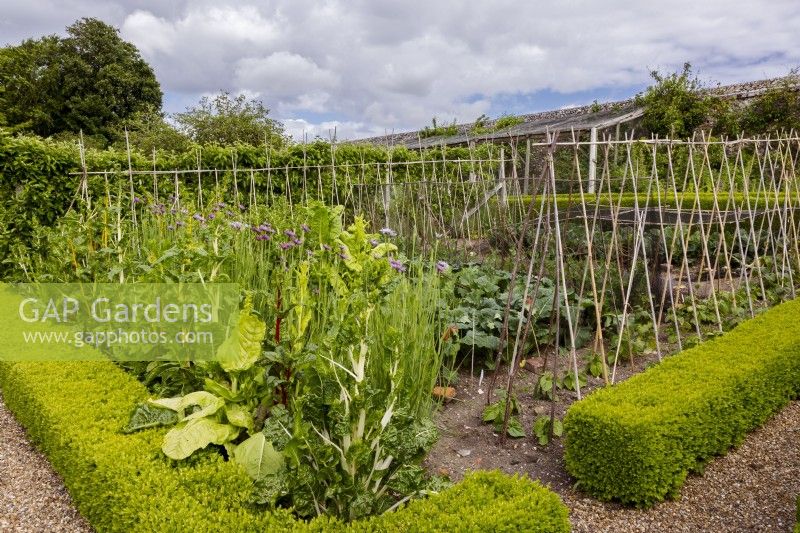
[563,298,800,506]
[0,358,570,532]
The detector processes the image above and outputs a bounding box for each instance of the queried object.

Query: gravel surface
[566,400,800,532]
[0,393,92,533]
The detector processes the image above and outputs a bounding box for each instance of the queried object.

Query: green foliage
[564,298,800,506]
[482,389,525,438]
[0,18,162,140]
[736,73,800,134]
[34,198,451,520]
[635,63,718,138]
[532,415,563,446]
[470,114,524,135]
[0,130,504,280]
[419,117,458,139]
[174,91,287,147]
[535,370,562,401]
[443,264,588,367]
[110,105,193,153]
[795,494,800,533]
[0,360,570,532]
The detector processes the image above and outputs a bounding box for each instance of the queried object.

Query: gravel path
[0,393,92,533]
[566,400,800,532]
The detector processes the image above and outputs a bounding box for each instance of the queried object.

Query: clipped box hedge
[564,298,800,507]
[0,359,569,532]
[795,495,799,533]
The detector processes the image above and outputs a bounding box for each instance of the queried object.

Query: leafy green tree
[0,18,162,140]
[110,106,193,154]
[636,63,717,139]
[174,92,287,147]
[737,71,800,134]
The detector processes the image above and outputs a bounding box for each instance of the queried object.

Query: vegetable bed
[0,358,570,532]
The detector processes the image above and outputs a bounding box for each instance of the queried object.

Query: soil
[424,349,660,489]
[424,351,800,532]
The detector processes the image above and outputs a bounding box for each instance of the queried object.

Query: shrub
[795,494,800,533]
[563,298,800,506]
[0,359,570,532]
[635,63,719,139]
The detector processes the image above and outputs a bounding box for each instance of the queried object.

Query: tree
[110,106,193,154]
[736,71,800,134]
[174,92,287,147]
[0,18,162,140]
[635,63,718,139]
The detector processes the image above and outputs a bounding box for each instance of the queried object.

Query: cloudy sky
[3,1,799,140]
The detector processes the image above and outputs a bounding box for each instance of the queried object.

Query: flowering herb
[284,229,297,239]
[301,223,311,233]
[379,227,397,237]
[280,241,294,250]
[369,239,379,247]
[388,258,406,273]
[436,260,450,274]
[192,214,204,222]
[230,221,244,231]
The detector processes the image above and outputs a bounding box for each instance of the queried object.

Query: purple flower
[176,220,185,227]
[256,234,271,241]
[379,227,397,237]
[369,239,379,247]
[293,238,303,246]
[322,244,331,251]
[284,229,296,239]
[280,241,294,250]
[307,250,313,257]
[207,213,216,221]
[192,213,204,222]
[339,253,350,261]
[133,196,143,204]
[230,221,244,230]
[167,224,174,231]
[388,258,406,273]
[239,204,246,211]
[436,260,450,274]
[301,223,311,233]
[217,202,227,208]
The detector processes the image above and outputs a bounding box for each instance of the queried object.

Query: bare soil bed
[425,357,800,532]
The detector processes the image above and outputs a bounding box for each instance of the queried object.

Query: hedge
[795,495,799,533]
[0,359,569,532]
[501,191,798,213]
[563,298,800,507]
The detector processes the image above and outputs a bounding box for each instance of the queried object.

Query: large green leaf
[216,310,266,373]
[232,432,285,481]
[122,402,179,434]
[225,403,254,431]
[150,391,224,421]
[162,418,240,460]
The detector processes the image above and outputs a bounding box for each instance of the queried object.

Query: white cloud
[3,0,800,139]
